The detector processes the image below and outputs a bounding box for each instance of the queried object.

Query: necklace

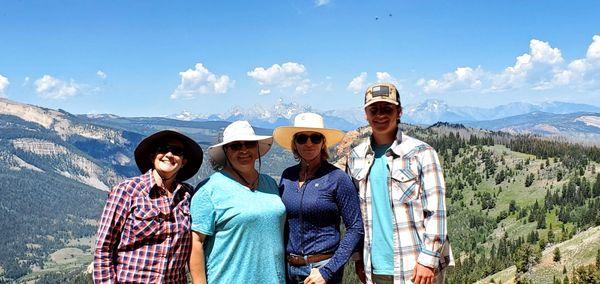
[227,167,259,190]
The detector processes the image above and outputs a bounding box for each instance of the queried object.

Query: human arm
[416,148,448,270]
[93,183,132,283]
[317,171,365,281]
[189,184,216,284]
[189,231,208,284]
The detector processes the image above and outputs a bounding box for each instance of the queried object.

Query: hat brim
[208,136,273,163]
[134,130,204,181]
[273,126,345,150]
[364,98,400,108]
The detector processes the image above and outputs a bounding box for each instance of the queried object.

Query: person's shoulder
[281,164,299,178]
[194,172,223,194]
[349,138,370,157]
[324,163,352,181]
[259,173,278,184]
[111,174,148,197]
[398,133,435,153]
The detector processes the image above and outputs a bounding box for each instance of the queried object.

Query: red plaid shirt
[93,170,193,283]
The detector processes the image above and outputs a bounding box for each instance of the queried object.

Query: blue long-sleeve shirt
[280,161,364,281]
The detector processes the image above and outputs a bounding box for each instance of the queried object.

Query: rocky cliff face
[0,99,134,191]
[0,98,129,144]
[8,138,120,191]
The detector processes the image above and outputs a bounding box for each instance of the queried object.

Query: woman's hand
[304,268,326,284]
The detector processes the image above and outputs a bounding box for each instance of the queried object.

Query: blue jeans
[286,258,343,284]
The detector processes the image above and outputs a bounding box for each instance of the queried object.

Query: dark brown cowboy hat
[134,130,203,181]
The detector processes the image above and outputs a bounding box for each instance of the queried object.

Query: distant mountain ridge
[463,111,600,143]
[163,99,600,142]
[167,98,600,128]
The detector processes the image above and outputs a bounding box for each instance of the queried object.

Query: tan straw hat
[273,112,345,150]
[208,120,273,163]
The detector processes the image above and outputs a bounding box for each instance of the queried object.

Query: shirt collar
[143,169,190,197]
[367,129,403,157]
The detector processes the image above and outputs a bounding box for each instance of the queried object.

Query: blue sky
[1,1,599,116]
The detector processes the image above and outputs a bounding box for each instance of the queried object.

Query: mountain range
[166,99,600,143]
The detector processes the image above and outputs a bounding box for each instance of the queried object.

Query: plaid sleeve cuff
[417,250,440,269]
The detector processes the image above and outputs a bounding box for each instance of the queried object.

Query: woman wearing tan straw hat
[93,130,203,283]
[273,113,364,284]
[189,120,286,284]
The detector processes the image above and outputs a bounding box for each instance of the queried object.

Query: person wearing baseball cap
[346,83,454,284]
[94,130,203,283]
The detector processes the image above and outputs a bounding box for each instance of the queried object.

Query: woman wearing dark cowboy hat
[273,113,363,284]
[189,120,286,284]
[93,130,203,283]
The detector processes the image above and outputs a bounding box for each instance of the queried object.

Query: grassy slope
[449,144,598,283]
[477,226,600,284]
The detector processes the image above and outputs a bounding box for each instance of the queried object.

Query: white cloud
[492,39,563,91]
[247,62,311,95]
[416,35,600,95]
[259,89,271,95]
[315,0,330,6]
[347,72,368,94]
[549,35,600,88]
[586,35,600,61]
[96,70,107,79]
[171,63,234,99]
[376,72,400,86]
[34,75,81,99]
[421,67,484,94]
[0,74,9,97]
[23,77,30,86]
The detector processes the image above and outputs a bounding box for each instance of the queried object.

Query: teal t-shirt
[369,143,395,275]
[190,172,286,284]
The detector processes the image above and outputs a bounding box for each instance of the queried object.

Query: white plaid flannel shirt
[346,131,454,283]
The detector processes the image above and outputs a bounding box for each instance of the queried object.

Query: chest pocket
[131,203,163,239]
[390,168,420,204]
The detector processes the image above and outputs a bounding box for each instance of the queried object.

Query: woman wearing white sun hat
[189,120,286,284]
[273,113,364,284]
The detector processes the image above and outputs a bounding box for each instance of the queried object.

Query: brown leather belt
[286,253,333,266]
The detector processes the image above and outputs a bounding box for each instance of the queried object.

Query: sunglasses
[294,133,324,145]
[156,145,185,156]
[366,105,397,116]
[226,141,258,151]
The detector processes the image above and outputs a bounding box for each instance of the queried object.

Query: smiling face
[224,140,259,172]
[365,102,401,138]
[293,131,324,162]
[152,139,187,179]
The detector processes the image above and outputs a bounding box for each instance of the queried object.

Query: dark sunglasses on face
[227,141,258,151]
[156,145,185,156]
[366,105,396,116]
[294,133,324,145]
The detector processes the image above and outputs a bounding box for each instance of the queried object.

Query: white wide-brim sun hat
[273,112,346,150]
[208,120,273,163]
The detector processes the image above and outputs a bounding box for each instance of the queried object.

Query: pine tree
[553,247,561,262]
[525,173,535,187]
